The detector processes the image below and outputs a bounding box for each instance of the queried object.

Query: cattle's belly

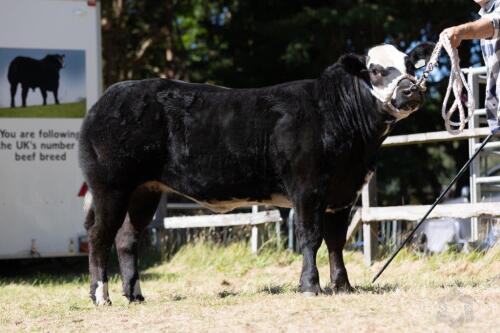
[136,180,354,214]
[203,194,293,213]
[136,181,292,213]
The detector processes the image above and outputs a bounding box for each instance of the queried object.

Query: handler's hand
[441,27,462,48]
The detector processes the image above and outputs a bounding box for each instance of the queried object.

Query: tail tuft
[83,192,93,213]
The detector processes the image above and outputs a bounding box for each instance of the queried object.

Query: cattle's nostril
[403,89,412,96]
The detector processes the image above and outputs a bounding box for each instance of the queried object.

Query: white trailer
[0,0,102,259]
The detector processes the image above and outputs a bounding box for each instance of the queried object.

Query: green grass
[166,240,300,276]
[0,101,85,118]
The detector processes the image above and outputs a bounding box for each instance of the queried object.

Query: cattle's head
[45,54,65,70]
[365,43,434,120]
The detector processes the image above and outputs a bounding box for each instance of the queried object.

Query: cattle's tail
[83,192,93,213]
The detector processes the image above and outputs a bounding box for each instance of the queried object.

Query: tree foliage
[100,0,484,205]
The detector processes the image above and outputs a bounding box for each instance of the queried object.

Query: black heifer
[8,54,64,108]
[79,43,433,305]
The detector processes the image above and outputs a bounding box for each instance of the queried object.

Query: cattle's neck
[317,63,395,155]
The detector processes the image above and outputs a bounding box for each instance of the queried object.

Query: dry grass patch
[0,242,499,332]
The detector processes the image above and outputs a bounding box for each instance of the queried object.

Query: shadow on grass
[171,294,187,301]
[0,256,90,285]
[257,283,399,296]
[352,283,400,294]
[0,244,167,285]
[218,290,239,298]
[259,285,287,295]
[437,280,483,288]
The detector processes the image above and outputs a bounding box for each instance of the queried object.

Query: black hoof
[332,282,354,294]
[91,297,112,306]
[98,299,112,306]
[299,283,322,296]
[125,294,145,303]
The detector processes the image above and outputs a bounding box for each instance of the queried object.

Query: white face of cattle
[366,43,433,120]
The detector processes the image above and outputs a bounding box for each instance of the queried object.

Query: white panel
[0,0,101,258]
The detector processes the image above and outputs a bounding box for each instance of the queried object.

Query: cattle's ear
[407,42,435,69]
[61,54,65,58]
[338,53,367,75]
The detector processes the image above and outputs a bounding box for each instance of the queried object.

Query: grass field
[0,101,85,118]
[0,242,499,332]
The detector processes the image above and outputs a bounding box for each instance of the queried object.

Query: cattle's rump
[79,78,348,211]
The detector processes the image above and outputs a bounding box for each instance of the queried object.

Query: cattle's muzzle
[390,78,424,118]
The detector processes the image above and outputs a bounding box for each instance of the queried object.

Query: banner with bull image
[0,47,86,118]
[0,47,88,258]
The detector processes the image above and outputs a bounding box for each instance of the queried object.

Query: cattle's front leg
[53,89,59,104]
[323,208,354,293]
[21,84,28,107]
[116,190,161,303]
[87,188,129,306]
[294,193,324,296]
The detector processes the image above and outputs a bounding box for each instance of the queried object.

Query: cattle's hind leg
[323,208,354,293]
[41,89,47,105]
[116,188,161,303]
[87,188,129,305]
[294,192,325,296]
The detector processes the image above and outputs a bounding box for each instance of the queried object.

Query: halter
[367,73,420,119]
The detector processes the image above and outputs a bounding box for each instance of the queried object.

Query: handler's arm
[441,18,496,48]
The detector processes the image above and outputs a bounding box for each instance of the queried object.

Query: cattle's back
[79,78,316,201]
[155,79,320,200]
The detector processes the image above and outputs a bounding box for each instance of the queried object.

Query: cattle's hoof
[127,294,145,303]
[302,291,319,297]
[300,283,322,297]
[95,299,112,306]
[332,283,355,294]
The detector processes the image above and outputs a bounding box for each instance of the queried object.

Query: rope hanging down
[415,34,475,134]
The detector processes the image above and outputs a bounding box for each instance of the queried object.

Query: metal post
[391,221,399,249]
[468,69,481,241]
[288,209,295,251]
[251,205,260,253]
[362,173,378,266]
[275,216,281,249]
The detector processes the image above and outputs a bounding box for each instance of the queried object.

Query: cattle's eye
[371,68,387,77]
